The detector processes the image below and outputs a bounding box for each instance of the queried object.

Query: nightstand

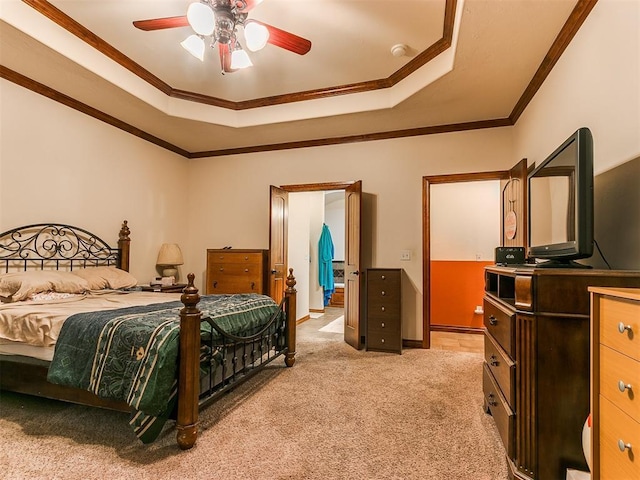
[140,283,187,293]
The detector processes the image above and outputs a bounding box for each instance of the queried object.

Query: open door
[269,185,288,306]
[344,181,363,349]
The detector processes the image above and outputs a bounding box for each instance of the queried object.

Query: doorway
[270,181,365,350]
[422,161,527,348]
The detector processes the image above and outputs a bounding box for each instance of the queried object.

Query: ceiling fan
[133,0,312,74]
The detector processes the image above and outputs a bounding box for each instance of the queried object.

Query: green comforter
[47,293,280,443]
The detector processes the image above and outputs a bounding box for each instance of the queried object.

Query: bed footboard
[176,269,297,450]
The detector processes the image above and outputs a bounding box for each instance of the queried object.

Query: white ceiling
[0,0,582,155]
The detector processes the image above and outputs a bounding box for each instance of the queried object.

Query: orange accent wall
[430,260,493,329]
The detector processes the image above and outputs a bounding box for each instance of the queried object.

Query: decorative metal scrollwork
[0,223,120,271]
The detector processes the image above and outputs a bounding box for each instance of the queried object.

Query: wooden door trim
[279,181,356,193]
[422,171,509,349]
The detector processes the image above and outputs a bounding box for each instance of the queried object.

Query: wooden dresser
[205,249,268,295]
[483,265,640,480]
[590,287,640,480]
[366,268,402,354]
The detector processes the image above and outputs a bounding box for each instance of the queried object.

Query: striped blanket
[47,293,280,443]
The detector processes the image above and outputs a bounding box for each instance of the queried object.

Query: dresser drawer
[599,395,640,480]
[483,363,514,458]
[600,344,640,420]
[484,333,515,406]
[367,330,402,352]
[368,318,401,335]
[599,296,640,362]
[483,297,515,357]
[208,263,263,278]
[207,252,263,265]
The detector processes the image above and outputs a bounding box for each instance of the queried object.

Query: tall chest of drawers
[483,266,640,480]
[590,287,640,480]
[206,249,268,295]
[366,268,402,354]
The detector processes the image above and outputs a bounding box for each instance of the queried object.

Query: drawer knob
[618,322,633,334]
[489,315,498,326]
[381,322,385,328]
[381,291,386,296]
[490,355,499,367]
[381,275,386,280]
[381,338,385,343]
[213,281,218,288]
[381,306,385,312]
[618,380,633,393]
[219,267,224,271]
[244,268,249,272]
[618,439,632,452]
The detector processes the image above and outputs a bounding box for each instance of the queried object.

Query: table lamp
[156,243,183,280]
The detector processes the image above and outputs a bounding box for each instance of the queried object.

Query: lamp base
[161,267,178,280]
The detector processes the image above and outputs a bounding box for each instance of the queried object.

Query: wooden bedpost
[176,273,201,450]
[284,268,297,367]
[117,220,131,272]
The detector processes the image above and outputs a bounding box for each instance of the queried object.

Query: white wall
[287,191,324,319]
[324,191,345,261]
[431,181,501,261]
[0,79,189,283]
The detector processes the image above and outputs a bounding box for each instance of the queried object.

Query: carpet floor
[0,320,508,480]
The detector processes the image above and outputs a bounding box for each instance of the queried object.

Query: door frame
[277,181,362,347]
[422,171,509,349]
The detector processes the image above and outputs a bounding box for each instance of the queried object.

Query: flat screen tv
[527,127,594,267]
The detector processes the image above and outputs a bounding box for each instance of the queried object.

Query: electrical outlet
[475,253,482,261]
[400,250,411,261]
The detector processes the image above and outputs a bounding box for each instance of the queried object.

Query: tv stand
[482,265,640,479]
[534,259,592,269]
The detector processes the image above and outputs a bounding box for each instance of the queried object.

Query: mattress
[0,290,183,360]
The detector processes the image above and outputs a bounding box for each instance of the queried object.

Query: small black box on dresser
[366,268,402,354]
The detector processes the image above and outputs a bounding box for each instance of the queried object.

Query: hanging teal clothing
[318,224,335,306]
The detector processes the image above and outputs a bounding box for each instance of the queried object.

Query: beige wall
[513,0,640,173]
[0,80,189,283]
[186,130,515,340]
[1,0,637,340]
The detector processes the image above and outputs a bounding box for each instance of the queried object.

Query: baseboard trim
[296,314,310,325]
[403,339,423,349]
[309,308,324,313]
[430,325,484,335]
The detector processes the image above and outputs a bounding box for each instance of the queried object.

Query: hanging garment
[318,224,335,306]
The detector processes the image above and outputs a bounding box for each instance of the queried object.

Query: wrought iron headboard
[0,221,131,273]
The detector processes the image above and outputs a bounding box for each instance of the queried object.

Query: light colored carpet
[318,315,344,333]
[0,332,508,480]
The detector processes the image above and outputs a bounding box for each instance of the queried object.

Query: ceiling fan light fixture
[181,34,206,61]
[187,2,215,36]
[244,21,269,52]
[230,43,253,69]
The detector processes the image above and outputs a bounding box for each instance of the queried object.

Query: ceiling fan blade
[236,0,264,12]
[219,43,235,74]
[255,21,311,55]
[133,16,189,31]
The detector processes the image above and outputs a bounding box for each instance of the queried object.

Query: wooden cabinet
[483,266,640,480]
[366,268,402,354]
[590,287,640,480]
[206,249,268,295]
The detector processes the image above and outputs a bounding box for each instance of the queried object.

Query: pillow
[71,266,138,290]
[0,270,90,302]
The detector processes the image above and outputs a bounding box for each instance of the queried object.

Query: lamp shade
[156,243,184,266]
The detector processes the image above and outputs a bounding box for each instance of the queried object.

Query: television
[527,127,594,267]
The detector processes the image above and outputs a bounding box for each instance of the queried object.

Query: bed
[0,221,297,449]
